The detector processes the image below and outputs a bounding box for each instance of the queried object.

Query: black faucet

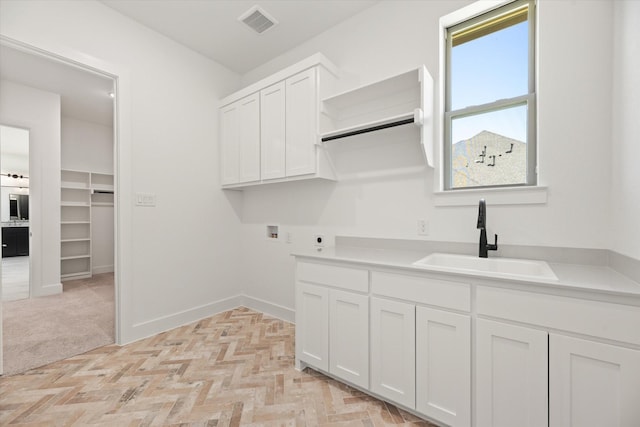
[477,199,498,258]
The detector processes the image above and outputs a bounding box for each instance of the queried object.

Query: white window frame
[438,0,542,203]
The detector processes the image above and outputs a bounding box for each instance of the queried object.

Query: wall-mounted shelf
[319,66,434,167]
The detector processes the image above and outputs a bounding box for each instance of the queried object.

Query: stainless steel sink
[413,253,558,281]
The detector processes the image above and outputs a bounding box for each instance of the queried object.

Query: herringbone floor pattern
[0,307,435,426]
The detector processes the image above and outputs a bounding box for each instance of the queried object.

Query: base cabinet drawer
[416,307,471,427]
[549,334,640,427]
[371,297,416,409]
[476,319,548,427]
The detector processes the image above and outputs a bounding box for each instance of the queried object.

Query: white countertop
[292,245,640,299]
[1,221,29,228]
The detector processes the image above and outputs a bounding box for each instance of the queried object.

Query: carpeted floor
[2,273,114,376]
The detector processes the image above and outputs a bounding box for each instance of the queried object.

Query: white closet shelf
[61,238,91,243]
[61,271,91,280]
[61,221,90,225]
[61,183,90,190]
[91,202,114,207]
[61,202,90,207]
[92,185,114,192]
[61,255,91,261]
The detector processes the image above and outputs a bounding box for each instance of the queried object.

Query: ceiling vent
[238,5,278,34]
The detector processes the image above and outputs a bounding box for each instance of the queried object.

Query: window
[444,0,536,190]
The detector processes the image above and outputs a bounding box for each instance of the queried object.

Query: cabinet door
[238,93,260,183]
[16,227,29,256]
[2,228,16,257]
[329,289,369,389]
[371,297,415,409]
[476,319,548,427]
[416,307,470,427]
[220,102,240,185]
[549,334,640,427]
[285,68,317,177]
[295,283,329,371]
[260,82,286,180]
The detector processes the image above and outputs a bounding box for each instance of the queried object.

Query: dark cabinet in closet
[2,227,29,257]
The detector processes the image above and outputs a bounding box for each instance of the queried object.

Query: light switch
[135,192,156,207]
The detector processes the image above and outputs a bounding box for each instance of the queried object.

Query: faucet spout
[477,199,498,258]
[477,199,486,230]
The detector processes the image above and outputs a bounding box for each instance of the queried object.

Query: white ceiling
[0,1,377,129]
[0,45,114,126]
[100,0,378,74]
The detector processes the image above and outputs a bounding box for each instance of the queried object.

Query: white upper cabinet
[238,93,260,183]
[260,82,286,180]
[220,93,260,185]
[285,68,317,177]
[220,102,240,185]
[219,53,338,189]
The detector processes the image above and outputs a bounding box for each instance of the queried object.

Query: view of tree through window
[445,0,535,190]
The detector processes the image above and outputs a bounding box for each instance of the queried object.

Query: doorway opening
[1,125,30,302]
[0,40,119,376]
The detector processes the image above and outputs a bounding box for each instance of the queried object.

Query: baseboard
[127,295,243,344]
[240,294,295,324]
[34,281,62,297]
[93,264,114,274]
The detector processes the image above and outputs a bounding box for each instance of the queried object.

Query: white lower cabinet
[416,307,471,427]
[371,297,416,409]
[295,283,329,371]
[329,289,369,389]
[295,259,639,427]
[475,319,548,427]
[549,334,640,427]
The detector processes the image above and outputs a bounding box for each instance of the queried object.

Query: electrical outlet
[314,234,325,247]
[417,219,429,236]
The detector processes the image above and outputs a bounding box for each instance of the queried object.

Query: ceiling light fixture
[109,92,115,98]
[238,5,278,34]
[5,173,29,180]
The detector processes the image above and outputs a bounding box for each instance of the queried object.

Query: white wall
[611,0,640,260]
[0,80,62,297]
[239,0,618,312]
[61,116,113,174]
[61,116,115,273]
[0,0,243,343]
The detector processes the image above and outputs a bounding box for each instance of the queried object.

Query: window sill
[434,186,547,207]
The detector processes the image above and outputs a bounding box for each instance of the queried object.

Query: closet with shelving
[60,169,114,281]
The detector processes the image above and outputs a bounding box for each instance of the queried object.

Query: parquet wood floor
[0,307,435,426]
